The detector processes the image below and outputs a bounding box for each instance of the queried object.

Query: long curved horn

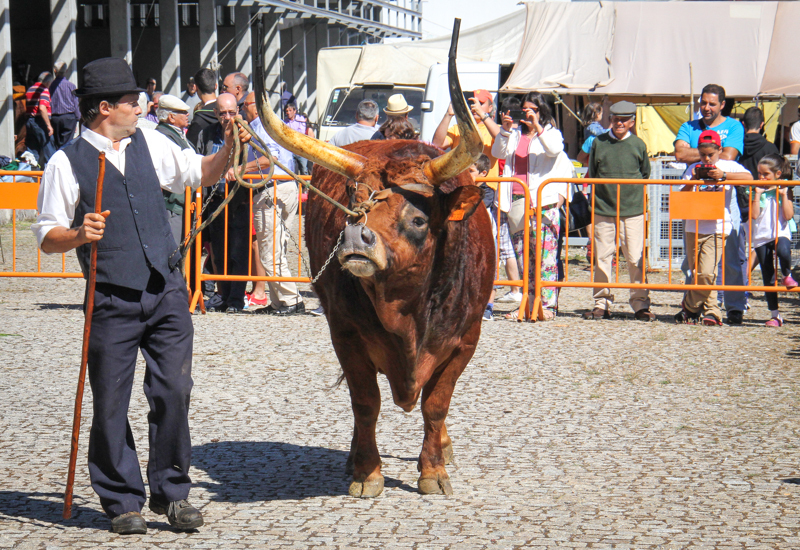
[253,19,366,181]
[423,19,483,186]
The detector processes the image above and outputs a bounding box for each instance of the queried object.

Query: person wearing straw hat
[372,93,416,140]
[31,57,246,534]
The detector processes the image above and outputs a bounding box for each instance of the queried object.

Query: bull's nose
[344,223,376,248]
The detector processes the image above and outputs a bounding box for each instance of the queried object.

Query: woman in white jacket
[492,92,573,320]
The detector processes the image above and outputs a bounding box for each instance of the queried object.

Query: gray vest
[65,130,181,290]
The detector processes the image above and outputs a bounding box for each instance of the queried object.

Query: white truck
[317,62,504,144]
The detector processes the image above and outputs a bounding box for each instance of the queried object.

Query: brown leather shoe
[150,497,204,530]
[110,511,147,535]
[582,307,610,320]
[634,308,656,322]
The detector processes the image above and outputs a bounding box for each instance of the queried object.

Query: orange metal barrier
[527,178,800,321]
[477,177,531,321]
[0,170,533,310]
[189,175,533,314]
[0,171,84,278]
[189,174,313,313]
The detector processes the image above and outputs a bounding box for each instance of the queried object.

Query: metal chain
[311,228,344,284]
[175,142,237,272]
[179,119,359,282]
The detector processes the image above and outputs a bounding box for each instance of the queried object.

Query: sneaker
[726,310,743,325]
[482,307,493,321]
[246,292,269,307]
[110,511,147,535]
[674,308,700,324]
[783,275,798,289]
[496,291,522,303]
[766,317,784,328]
[256,302,306,316]
[204,293,225,312]
[702,314,723,326]
[225,306,241,314]
[309,306,325,316]
[149,497,203,531]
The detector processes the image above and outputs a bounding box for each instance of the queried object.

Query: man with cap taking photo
[583,100,654,321]
[31,57,246,535]
[432,88,500,178]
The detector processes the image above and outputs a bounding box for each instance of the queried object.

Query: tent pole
[688,62,694,123]
[779,95,786,155]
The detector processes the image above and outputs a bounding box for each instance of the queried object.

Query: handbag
[561,186,592,231]
[507,197,527,235]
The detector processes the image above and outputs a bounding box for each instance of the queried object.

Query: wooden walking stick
[63,152,106,520]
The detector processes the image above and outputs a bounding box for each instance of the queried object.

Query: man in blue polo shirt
[674,84,744,162]
[674,83,747,325]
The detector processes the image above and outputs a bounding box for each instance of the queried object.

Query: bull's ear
[444,185,483,222]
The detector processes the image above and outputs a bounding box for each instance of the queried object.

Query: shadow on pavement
[35,303,83,311]
[0,491,107,530]
[193,440,416,501]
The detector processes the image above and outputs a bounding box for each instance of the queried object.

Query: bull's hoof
[349,477,384,498]
[442,442,454,465]
[418,475,453,496]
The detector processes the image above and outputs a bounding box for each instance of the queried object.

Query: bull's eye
[412,217,427,228]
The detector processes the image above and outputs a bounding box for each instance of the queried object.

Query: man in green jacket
[155,94,195,246]
[583,100,654,321]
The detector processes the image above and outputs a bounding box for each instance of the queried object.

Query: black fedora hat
[74,57,145,98]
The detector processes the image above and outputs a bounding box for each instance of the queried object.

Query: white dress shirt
[32,127,205,248]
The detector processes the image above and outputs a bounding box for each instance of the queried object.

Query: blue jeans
[717,199,746,312]
[25,116,57,166]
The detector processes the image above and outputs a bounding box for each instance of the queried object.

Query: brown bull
[254,23,495,497]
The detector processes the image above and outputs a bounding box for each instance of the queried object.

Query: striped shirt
[25,83,51,116]
[48,77,80,117]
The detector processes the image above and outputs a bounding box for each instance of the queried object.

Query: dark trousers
[755,236,793,311]
[208,185,250,310]
[25,116,56,166]
[50,113,78,149]
[87,269,194,519]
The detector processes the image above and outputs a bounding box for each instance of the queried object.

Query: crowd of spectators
[425,83,797,327]
[139,81,800,326]
[12,67,799,326]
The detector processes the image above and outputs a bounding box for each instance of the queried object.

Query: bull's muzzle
[337,224,386,277]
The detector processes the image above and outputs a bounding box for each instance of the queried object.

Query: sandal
[504,308,520,320]
[541,309,556,321]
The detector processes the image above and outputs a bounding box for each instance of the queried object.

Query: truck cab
[319,83,425,143]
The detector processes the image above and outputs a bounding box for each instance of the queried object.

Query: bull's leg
[344,369,384,498]
[417,336,477,495]
[441,423,453,465]
[345,420,356,475]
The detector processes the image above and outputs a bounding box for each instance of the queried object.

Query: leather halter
[347,183,435,224]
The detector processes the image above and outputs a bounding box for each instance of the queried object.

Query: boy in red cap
[675,129,753,325]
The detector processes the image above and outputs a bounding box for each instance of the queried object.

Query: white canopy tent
[502,1,800,98]
[314,9,526,120]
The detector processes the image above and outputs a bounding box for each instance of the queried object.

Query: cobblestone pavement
[2,239,800,548]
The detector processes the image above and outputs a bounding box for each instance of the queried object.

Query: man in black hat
[582,100,653,322]
[31,57,244,534]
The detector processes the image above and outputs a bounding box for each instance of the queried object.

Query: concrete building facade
[1,0,422,158]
